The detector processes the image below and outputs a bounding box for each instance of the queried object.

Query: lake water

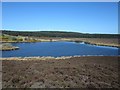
[2,42,119,57]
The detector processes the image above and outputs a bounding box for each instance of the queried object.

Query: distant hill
[1,30,119,38]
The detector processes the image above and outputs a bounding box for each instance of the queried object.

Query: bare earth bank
[2,56,119,88]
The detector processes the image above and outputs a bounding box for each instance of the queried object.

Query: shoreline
[1,55,120,60]
[0,43,19,51]
[82,41,120,48]
[1,46,19,51]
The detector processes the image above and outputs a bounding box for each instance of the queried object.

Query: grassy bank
[1,36,120,48]
[2,56,119,88]
[69,38,120,48]
[0,43,19,51]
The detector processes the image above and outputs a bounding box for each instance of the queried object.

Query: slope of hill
[1,30,119,38]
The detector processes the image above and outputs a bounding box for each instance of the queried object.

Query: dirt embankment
[2,56,119,88]
[67,38,120,47]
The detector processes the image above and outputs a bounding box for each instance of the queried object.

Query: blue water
[2,42,119,57]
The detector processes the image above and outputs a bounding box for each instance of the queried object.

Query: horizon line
[1,29,119,34]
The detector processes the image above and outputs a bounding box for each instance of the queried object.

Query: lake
[2,42,119,57]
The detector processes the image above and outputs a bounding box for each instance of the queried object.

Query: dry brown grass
[2,56,119,88]
[66,38,120,47]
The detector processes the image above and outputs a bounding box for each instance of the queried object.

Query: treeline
[1,30,120,38]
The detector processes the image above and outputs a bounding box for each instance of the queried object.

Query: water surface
[2,42,119,57]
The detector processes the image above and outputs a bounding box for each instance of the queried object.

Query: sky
[2,2,118,34]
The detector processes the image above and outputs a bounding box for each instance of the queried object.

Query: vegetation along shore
[0,43,19,51]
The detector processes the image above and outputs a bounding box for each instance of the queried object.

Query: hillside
[1,30,119,38]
